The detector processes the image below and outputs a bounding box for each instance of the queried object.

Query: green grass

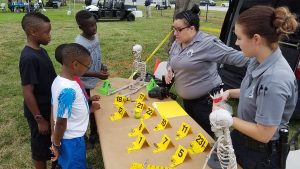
[0,3,299,169]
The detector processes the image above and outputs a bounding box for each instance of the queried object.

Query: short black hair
[75,10,94,26]
[62,43,91,65]
[175,5,200,31]
[21,12,50,33]
[55,44,68,65]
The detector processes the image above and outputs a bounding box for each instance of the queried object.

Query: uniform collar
[251,47,282,78]
[187,31,203,47]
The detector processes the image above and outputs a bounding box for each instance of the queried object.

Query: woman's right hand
[165,66,174,84]
[222,90,230,101]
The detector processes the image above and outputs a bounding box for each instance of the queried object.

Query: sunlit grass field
[0,3,299,169]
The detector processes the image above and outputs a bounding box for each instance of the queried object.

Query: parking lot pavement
[199,5,228,12]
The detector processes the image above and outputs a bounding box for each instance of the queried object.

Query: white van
[151,0,171,10]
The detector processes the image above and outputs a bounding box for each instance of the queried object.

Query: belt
[239,131,279,153]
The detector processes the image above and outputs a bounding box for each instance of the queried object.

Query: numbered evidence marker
[128,120,149,136]
[113,95,129,107]
[146,165,176,169]
[136,92,147,102]
[170,145,191,167]
[110,106,128,121]
[142,106,156,120]
[130,162,177,169]
[134,101,146,119]
[175,122,192,140]
[153,117,171,131]
[129,162,143,169]
[188,133,209,154]
[153,134,173,153]
[127,134,149,153]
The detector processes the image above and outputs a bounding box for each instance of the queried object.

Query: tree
[173,0,196,19]
[167,0,196,50]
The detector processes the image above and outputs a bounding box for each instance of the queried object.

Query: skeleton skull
[210,109,233,130]
[132,44,142,60]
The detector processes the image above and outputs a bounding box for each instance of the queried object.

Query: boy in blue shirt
[75,10,109,147]
[19,12,56,169]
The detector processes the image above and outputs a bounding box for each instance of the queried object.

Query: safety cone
[153,58,161,74]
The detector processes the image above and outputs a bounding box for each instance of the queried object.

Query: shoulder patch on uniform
[213,39,231,52]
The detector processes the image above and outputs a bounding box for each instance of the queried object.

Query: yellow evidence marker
[153,117,170,131]
[130,162,177,169]
[188,133,209,154]
[175,122,192,140]
[127,134,148,153]
[129,162,143,169]
[136,92,147,102]
[128,120,149,136]
[142,106,156,120]
[153,134,173,153]
[170,145,190,167]
[114,95,129,107]
[110,106,128,121]
[134,101,146,119]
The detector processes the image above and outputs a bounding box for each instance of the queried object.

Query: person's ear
[190,26,195,31]
[252,34,262,45]
[29,27,38,37]
[71,60,78,70]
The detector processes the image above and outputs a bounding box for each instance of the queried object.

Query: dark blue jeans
[231,130,280,169]
[183,95,213,137]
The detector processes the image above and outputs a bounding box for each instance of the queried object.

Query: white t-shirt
[52,76,89,139]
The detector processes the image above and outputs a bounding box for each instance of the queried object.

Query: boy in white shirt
[50,43,92,169]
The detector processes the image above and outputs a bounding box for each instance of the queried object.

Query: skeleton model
[109,44,147,97]
[202,109,237,169]
[132,44,147,83]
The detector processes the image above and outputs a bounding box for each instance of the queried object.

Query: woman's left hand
[165,66,174,84]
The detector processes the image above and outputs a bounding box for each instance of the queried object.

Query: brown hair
[237,6,298,45]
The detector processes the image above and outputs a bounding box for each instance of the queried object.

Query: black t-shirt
[19,46,56,119]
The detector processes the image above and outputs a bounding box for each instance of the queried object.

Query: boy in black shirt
[19,12,56,169]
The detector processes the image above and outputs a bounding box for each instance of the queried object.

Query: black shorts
[26,116,52,161]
